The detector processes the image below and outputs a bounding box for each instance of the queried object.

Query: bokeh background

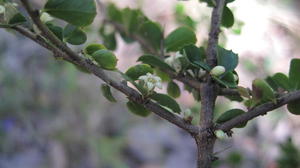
[0,0,300,168]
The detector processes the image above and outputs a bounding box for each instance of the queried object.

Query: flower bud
[215,130,227,140]
[210,66,225,76]
[40,12,53,23]
[233,74,239,82]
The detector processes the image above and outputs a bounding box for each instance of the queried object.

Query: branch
[195,1,225,167]
[16,0,199,134]
[206,0,225,67]
[218,90,300,132]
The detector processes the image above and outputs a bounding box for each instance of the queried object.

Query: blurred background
[0,0,300,168]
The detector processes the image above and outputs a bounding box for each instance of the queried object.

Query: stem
[196,0,225,167]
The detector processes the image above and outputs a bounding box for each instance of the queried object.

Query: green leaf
[44,0,96,27]
[100,84,117,102]
[217,46,238,72]
[252,79,276,106]
[183,45,210,70]
[125,64,153,81]
[46,23,63,41]
[212,73,237,88]
[289,58,300,90]
[122,8,147,35]
[91,49,118,70]
[137,54,175,72]
[84,43,106,56]
[107,3,122,23]
[8,13,26,24]
[216,109,247,128]
[63,24,87,45]
[154,68,171,82]
[165,27,197,52]
[138,21,162,50]
[272,73,293,91]
[287,99,300,115]
[126,101,151,117]
[221,6,234,28]
[192,89,201,101]
[183,45,205,62]
[265,76,279,91]
[103,33,117,50]
[167,81,181,98]
[150,93,181,113]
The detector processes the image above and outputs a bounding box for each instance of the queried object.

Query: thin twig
[218,90,300,132]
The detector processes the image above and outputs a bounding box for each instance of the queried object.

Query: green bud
[210,66,225,76]
[215,130,227,139]
[40,12,53,23]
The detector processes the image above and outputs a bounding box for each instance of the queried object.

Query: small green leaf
[217,46,238,72]
[8,13,26,24]
[224,95,243,102]
[252,79,276,106]
[150,93,181,113]
[91,49,118,70]
[46,23,63,41]
[63,24,87,45]
[183,45,205,63]
[138,54,175,72]
[287,99,300,115]
[192,89,201,101]
[122,8,147,35]
[289,58,300,90]
[44,0,96,26]
[125,64,153,80]
[212,73,237,88]
[221,6,234,28]
[154,68,171,82]
[165,27,197,52]
[167,81,181,98]
[272,73,293,91]
[101,84,117,102]
[216,109,247,128]
[107,3,122,23]
[103,33,117,50]
[237,86,251,98]
[183,45,210,70]
[138,21,162,50]
[84,43,106,56]
[126,101,151,117]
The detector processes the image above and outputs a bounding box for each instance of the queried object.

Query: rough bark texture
[196,0,225,167]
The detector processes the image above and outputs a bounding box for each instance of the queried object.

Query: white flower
[165,52,183,73]
[0,5,5,14]
[40,12,53,23]
[138,73,162,91]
